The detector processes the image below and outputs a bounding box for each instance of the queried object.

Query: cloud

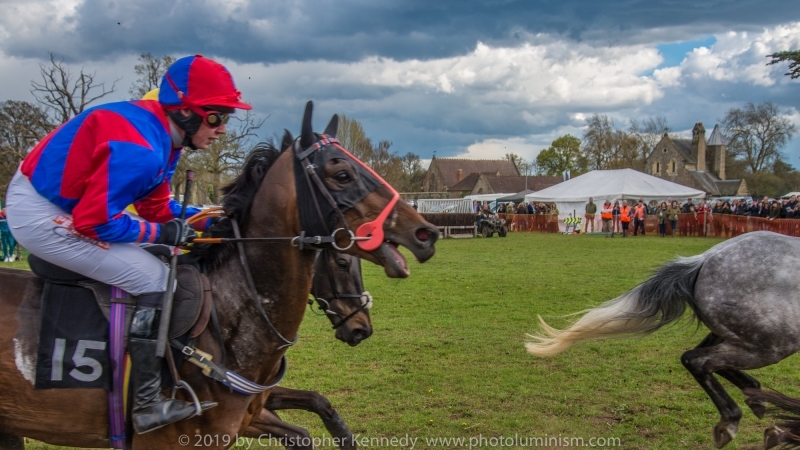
[2,0,800,64]
[657,23,800,87]
[1,5,800,165]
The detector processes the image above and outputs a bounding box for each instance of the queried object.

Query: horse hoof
[713,422,738,448]
[764,425,784,450]
[746,398,767,419]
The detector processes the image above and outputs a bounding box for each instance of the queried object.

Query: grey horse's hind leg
[0,433,24,450]
[681,345,744,448]
[698,333,766,418]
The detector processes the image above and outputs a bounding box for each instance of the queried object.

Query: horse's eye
[336,259,349,271]
[334,171,352,183]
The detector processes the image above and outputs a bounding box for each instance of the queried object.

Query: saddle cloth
[28,252,211,390]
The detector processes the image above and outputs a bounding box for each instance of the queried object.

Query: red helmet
[159,55,251,110]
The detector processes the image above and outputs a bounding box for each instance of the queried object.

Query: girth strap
[170,340,286,395]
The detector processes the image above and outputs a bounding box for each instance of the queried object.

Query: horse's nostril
[416,228,432,242]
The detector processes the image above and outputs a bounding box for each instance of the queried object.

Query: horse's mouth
[374,241,409,278]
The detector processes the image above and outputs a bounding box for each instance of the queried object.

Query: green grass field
[9,233,800,449]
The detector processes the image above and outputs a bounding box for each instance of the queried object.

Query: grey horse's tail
[526,254,706,357]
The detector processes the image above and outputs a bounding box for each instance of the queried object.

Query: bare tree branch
[30,52,118,124]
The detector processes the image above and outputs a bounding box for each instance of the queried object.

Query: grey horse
[526,231,800,449]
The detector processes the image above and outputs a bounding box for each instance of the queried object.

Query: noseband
[309,249,372,329]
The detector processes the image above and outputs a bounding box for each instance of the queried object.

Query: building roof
[715,180,742,196]
[432,158,519,189]
[485,175,561,194]
[447,172,482,192]
[672,139,696,163]
[687,170,721,196]
[707,124,727,146]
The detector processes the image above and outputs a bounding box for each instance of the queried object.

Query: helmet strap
[166,109,202,150]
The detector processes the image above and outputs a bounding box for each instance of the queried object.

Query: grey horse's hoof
[713,421,738,448]
[764,425,784,450]
[746,397,767,419]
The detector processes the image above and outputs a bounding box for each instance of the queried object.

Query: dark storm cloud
[4,0,798,63]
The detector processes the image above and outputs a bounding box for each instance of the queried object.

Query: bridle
[190,133,397,347]
[309,248,372,329]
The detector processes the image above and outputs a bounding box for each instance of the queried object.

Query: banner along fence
[497,212,800,238]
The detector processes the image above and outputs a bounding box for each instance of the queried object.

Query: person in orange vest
[620,200,632,238]
[633,198,647,236]
[600,199,613,238]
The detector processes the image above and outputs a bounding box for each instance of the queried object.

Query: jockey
[4,55,251,434]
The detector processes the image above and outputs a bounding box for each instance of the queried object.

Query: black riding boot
[130,293,215,434]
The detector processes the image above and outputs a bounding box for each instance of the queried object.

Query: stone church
[645,123,748,197]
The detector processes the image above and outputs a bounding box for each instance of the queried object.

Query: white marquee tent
[524,169,706,230]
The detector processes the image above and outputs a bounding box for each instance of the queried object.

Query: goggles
[194,107,230,128]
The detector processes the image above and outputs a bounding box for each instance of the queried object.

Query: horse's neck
[207,234,315,382]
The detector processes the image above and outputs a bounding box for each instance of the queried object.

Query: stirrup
[171,380,206,417]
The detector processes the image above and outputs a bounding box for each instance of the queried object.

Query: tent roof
[496,189,537,202]
[525,169,706,203]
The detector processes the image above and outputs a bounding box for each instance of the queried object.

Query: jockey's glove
[155,218,197,246]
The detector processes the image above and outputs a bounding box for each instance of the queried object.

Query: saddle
[28,250,211,389]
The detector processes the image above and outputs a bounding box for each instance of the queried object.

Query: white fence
[416,198,474,214]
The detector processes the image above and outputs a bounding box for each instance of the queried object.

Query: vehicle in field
[476,214,508,238]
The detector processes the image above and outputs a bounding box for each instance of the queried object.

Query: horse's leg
[681,340,756,449]
[697,333,766,418]
[266,387,356,450]
[244,408,314,450]
[0,433,24,450]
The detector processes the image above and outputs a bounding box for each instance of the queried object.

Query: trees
[581,114,616,170]
[336,114,424,192]
[504,153,531,175]
[536,135,584,176]
[767,50,800,79]
[0,101,55,199]
[129,53,175,100]
[399,152,426,192]
[174,111,265,204]
[722,102,797,174]
[629,116,670,162]
[30,52,118,124]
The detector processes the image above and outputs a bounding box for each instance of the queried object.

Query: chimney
[692,123,706,171]
[456,169,463,183]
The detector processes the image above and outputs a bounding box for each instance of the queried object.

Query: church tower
[691,123,706,171]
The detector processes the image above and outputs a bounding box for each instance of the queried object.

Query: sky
[1,0,800,168]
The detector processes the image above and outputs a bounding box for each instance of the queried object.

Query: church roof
[687,170,721,196]
[715,180,742,196]
[672,139,696,163]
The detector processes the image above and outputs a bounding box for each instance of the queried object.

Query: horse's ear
[324,114,339,138]
[281,129,293,150]
[300,101,314,148]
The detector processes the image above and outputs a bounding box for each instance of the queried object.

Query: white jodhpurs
[5,170,169,295]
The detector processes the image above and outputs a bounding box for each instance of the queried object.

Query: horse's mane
[192,135,290,270]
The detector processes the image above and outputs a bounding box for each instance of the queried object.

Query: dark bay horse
[526,231,800,449]
[0,102,437,449]
[310,249,372,347]
[248,250,372,450]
